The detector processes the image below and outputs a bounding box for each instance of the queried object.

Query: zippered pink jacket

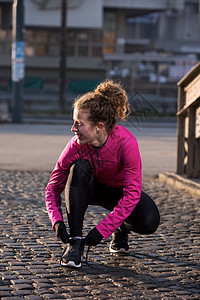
[45,125,142,239]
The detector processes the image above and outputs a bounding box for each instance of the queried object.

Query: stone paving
[0,170,200,299]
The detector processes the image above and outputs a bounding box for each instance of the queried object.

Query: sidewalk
[0,169,199,299]
[0,120,200,299]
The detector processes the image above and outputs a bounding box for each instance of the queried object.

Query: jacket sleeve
[96,137,142,239]
[45,137,81,228]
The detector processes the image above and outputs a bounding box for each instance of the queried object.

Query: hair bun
[94,81,112,98]
[94,81,130,121]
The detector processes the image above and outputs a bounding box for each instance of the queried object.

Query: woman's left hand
[84,227,103,246]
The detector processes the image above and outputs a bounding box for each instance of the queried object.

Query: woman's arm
[96,137,142,239]
[45,136,81,228]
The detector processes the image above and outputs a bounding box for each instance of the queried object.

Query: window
[104,12,116,31]
[91,46,102,57]
[125,13,159,39]
[35,30,48,43]
[24,28,103,58]
[78,45,88,56]
[25,30,35,42]
[25,42,35,56]
[77,31,88,43]
[104,31,115,54]
[36,44,46,56]
[104,12,116,54]
[91,31,102,43]
[67,31,76,43]
[48,44,59,56]
[66,45,74,56]
[49,31,60,43]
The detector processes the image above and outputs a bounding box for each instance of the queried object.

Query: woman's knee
[124,193,160,234]
[69,159,94,184]
[125,216,160,234]
[140,205,160,234]
[143,216,160,234]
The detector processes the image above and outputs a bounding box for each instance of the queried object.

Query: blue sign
[12,41,25,82]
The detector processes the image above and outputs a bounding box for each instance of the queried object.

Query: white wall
[25,0,103,28]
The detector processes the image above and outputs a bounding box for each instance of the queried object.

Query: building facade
[0,0,199,112]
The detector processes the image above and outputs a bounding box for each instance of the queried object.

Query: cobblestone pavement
[0,170,200,299]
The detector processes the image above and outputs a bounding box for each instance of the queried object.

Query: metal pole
[12,0,24,123]
[59,0,67,113]
[199,0,200,30]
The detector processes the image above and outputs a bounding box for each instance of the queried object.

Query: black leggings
[65,159,160,237]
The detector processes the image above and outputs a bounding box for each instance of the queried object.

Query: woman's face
[71,108,99,146]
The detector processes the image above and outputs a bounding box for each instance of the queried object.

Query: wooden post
[186,107,196,177]
[177,86,185,174]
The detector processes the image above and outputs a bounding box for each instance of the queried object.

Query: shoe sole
[60,260,81,268]
[109,247,129,254]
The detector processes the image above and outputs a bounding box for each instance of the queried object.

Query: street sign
[12,41,25,82]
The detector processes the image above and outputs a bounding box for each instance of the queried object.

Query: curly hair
[73,80,130,132]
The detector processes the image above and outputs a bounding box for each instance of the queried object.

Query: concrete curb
[158,172,200,196]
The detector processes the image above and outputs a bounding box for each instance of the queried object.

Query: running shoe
[109,228,129,253]
[60,237,84,268]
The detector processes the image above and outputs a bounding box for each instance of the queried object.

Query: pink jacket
[45,125,142,239]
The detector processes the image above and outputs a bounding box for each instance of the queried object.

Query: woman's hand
[84,227,103,246]
[54,221,69,244]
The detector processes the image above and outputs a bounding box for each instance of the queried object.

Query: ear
[96,122,105,132]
